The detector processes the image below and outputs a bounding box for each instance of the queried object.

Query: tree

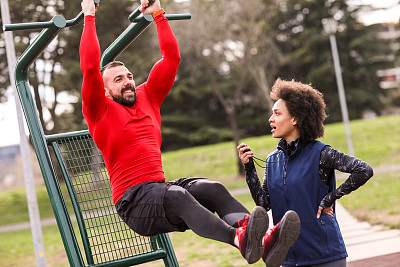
[267,0,393,122]
[162,0,282,174]
[0,0,52,103]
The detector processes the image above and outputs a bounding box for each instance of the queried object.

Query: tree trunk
[226,109,245,176]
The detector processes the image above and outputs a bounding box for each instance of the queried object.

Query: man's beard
[111,85,137,107]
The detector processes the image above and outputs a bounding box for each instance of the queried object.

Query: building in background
[375,22,400,115]
[376,23,400,90]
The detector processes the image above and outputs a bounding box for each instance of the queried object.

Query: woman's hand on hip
[317,205,334,218]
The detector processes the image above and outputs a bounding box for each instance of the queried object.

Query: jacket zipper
[284,164,287,185]
[284,158,289,201]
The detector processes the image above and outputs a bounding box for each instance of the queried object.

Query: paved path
[335,202,400,264]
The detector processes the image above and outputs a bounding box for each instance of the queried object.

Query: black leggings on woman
[163,178,249,246]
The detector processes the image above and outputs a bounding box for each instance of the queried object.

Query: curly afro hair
[270,78,327,142]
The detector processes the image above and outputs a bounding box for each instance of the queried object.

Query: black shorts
[115,177,205,236]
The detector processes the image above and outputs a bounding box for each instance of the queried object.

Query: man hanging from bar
[79,0,300,265]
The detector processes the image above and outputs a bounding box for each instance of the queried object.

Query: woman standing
[237,78,373,267]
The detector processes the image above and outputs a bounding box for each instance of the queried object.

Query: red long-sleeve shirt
[80,15,180,204]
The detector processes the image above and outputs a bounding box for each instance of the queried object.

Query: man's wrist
[152,8,165,18]
[84,14,95,20]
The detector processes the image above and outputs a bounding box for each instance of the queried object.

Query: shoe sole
[246,206,269,264]
[264,210,301,267]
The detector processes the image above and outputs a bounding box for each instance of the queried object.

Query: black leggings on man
[116,177,249,246]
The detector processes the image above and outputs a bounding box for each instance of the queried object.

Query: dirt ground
[351,207,400,230]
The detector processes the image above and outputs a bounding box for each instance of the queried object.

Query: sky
[353,0,400,25]
[0,1,400,147]
[0,88,21,147]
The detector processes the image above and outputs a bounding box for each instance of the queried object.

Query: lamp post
[322,18,355,156]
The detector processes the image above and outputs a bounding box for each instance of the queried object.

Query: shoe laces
[238,214,250,229]
[237,214,250,239]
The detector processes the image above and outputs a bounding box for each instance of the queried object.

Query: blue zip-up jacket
[267,140,347,265]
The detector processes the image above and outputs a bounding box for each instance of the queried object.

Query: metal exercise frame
[3,1,190,266]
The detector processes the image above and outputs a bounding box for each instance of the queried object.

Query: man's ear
[105,88,111,99]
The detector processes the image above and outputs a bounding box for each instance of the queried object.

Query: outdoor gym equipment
[3,1,190,266]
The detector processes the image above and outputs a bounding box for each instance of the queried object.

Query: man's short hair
[100,61,125,75]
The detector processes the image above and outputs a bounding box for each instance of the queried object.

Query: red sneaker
[237,206,269,264]
[262,210,301,267]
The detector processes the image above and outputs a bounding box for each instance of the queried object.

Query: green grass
[162,114,400,185]
[1,114,400,266]
[338,171,400,229]
[0,184,73,226]
[0,223,76,267]
[324,115,400,166]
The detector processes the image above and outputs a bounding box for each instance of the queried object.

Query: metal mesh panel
[55,134,159,265]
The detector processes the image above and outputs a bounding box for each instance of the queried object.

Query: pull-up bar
[3,0,99,85]
[100,2,191,66]
[3,0,190,70]
[3,0,100,32]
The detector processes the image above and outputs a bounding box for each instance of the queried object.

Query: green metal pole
[51,143,95,266]
[131,13,191,23]
[15,15,65,73]
[101,0,190,66]
[65,0,99,27]
[100,17,153,67]
[100,14,191,67]
[158,234,179,267]
[3,21,54,31]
